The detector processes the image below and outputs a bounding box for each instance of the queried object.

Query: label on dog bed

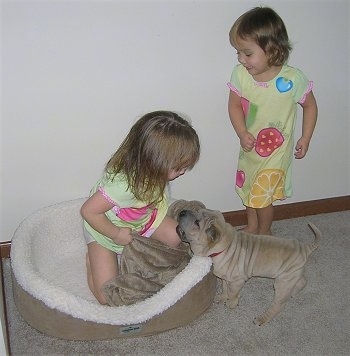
[120,324,143,335]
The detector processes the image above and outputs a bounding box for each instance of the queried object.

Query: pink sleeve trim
[98,186,120,214]
[227,82,241,97]
[298,81,313,104]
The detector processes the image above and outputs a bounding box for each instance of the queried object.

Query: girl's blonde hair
[229,7,292,66]
[106,110,200,204]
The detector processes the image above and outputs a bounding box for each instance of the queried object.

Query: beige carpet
[3,210,350,356]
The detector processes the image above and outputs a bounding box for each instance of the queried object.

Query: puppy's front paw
[227,297,239,309]
[253,316,264,326]
[214,294,227,304]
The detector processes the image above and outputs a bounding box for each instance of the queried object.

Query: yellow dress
[228,64,313,208]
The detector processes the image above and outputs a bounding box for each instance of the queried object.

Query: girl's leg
[151,216,181,248]
[86,242,118,304]
[256,204,274,235]
[242,207,258,233]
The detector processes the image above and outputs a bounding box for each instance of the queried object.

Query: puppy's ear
[206,225,219,244]
[167,199,187,220]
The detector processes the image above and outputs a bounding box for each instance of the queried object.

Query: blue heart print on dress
[276,77,293,93]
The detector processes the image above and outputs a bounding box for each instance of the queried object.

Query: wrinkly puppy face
[176,209,227,256]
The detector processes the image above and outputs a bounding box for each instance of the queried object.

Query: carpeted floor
[3,211,350,356]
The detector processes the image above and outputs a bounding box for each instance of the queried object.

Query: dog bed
[10,198,216,340]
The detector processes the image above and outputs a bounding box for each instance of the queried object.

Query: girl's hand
[239,131,256,152]
[294,137,310,159]
[113,227,133,245]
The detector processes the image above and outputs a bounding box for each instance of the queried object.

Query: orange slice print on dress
[249,169,286,208]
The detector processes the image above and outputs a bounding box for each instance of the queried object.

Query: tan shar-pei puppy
[176,207,321,326]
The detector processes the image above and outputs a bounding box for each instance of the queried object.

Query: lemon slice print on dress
[249,169,286,208]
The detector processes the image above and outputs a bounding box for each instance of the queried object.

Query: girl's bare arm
[228,90,256,151]
[80,191,132,245]
[295,90,318,159]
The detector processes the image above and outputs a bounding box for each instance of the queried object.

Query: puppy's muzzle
[176,224,187,242]
[176,210,199,242]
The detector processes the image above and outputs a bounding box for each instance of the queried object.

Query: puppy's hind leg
[291,276,307,297]
[253,275,300,326]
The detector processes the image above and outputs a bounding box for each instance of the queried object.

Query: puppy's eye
[195,219,200,227]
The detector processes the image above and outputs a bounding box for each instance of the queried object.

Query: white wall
[1,0,349,242]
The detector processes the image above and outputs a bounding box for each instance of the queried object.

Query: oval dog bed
[10,199,216,340]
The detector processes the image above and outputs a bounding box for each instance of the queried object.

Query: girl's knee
[152,216,181,247]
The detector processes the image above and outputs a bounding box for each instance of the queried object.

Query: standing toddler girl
[227,7,318,235]
[81,110,200,304]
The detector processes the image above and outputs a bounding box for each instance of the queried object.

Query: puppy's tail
[305,222,321,255]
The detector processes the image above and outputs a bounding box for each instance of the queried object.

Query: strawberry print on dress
[255,127,284,157]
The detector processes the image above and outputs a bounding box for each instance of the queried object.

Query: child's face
[168,168,187,181]
[234,37,274,81]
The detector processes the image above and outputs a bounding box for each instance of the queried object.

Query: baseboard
[1,195,349,259]
[223,195,350,227]
[0,243,11,260]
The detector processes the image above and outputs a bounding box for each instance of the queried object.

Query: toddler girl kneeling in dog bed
[81,110,200,305]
